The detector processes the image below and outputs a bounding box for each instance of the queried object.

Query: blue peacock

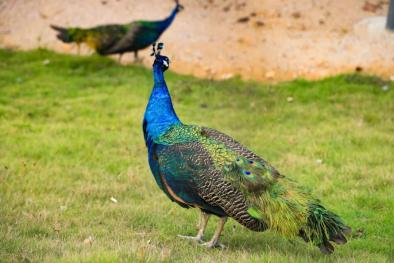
[143,43,351,253]
[51,0,183,62]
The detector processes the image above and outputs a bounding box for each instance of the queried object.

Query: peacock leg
[177,210,210,243]
[77,43,81,55]
[134,51,138,61]
[201,217,227,249]
[118,53,123,63]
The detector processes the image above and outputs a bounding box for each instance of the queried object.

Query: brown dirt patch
[1,0,393,81]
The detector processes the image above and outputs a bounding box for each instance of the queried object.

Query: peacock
[143,43,351,254]
[50,0,183,62]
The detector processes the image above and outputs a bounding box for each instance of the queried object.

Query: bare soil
[1,0,393,81]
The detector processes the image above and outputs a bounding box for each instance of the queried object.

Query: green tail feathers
[50,25,86,44]
[51,25,73,43]
[301,203,351,254]
[246,177,350,254]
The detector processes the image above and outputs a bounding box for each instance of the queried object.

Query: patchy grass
[0,49,393,262]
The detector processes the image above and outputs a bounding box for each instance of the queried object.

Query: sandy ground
[1,0,394,81]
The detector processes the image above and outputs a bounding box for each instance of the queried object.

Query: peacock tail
[50,24,131,52]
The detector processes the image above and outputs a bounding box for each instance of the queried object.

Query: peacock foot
[200,216,227,249]
[200,240,226,249]
[177,234,204,243]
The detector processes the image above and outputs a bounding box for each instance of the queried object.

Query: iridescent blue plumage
[143,49,227,216]
[144,59,180,145]
[143,53,183,203]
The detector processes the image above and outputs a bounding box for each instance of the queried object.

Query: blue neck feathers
[143,64,181,143]
[157,6,179,31]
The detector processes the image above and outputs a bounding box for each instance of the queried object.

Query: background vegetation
[0,49,393,262]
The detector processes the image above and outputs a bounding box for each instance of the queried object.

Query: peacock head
[174,0,184,13]
[151,42,170,72]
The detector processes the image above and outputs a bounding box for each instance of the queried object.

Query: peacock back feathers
[152,124,350,252]
[51,24,131,54]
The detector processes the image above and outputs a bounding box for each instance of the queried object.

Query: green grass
[0,48,393,262]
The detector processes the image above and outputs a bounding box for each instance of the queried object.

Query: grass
[0,48,393,263]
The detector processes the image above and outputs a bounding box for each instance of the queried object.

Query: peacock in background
[50,0,183,62]
[143,43,351,253]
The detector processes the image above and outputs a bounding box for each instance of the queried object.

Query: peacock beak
[163,60,169,68]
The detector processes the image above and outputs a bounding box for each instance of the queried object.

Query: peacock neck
[158,7,178,31]
[144,64,181,142]
[153,64,166,84]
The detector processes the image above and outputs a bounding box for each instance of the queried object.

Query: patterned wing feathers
[153,125,350,251]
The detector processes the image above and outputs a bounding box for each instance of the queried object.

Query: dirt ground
[1,0,393,81]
